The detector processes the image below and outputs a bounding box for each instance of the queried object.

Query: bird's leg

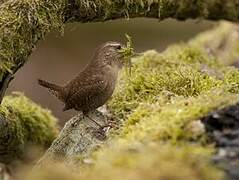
[83,113,112,136]
[83,113,109,139]
[84,113,103,128]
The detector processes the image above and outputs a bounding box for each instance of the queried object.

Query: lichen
[0,92,59,163]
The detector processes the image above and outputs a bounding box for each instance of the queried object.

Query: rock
[202,103,239,180]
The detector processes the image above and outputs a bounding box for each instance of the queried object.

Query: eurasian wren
[38,42,124,124]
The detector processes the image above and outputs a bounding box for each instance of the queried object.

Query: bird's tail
[38,79,63,99]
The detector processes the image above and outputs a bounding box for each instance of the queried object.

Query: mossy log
[1,0,239,102]
[0,93,58,164]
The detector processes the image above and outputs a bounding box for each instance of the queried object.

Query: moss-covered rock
[0,92,58,164]
[106,46,239,145]
[108,46,239,118]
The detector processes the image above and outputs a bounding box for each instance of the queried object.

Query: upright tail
[38,79,63,99]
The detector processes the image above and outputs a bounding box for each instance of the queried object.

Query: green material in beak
[118,34,136,76]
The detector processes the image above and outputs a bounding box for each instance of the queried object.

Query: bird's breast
[102,68,118,98]
[77,67,118,112]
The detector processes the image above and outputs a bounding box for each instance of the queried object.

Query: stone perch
[35,110,110,168]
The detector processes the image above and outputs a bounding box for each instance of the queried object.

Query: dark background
[6,18,214,124]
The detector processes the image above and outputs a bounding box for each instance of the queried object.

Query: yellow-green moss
[91,143,224,180]
[109,45,239,118]
[190,22,239,65]
[0,92,58,163]
[2,1,239,179]
[109,49,218,118]
[0,0,64,80]
[26,144,224,180]
[119,90,239,143]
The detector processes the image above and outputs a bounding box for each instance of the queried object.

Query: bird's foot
[100,124,112,133]
[92,128,107,141]
[86,125,108,141]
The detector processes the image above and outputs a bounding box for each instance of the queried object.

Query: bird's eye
[116,45,122,50]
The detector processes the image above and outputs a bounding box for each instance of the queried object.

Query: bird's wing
[64,74,107,111]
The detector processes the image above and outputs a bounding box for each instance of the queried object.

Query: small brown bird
[38,42,124,126]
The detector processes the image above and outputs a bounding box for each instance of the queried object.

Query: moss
[2,1,239,81]
[107,49,239,143]
[0,92,58,163]
[26,144,224,180]
[158,0,239,20]
[108,48,223,118]
[224,68,239,93]
[103,0,152,20]
[118,90,239,143]
[1,1,239,179]
[0,0,64,79]
[190,22,239,65]
[118,34,135,75]
[91,143,223,180]
[27,45,236,180]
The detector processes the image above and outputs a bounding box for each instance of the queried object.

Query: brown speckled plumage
[38,42,124,115]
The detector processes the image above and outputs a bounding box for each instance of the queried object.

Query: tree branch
[64,0,239,23]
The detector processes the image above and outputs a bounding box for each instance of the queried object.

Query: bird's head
[92,41,125,69]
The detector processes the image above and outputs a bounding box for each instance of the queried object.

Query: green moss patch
[27,143,224,180]
[0,0,64,80]
[0,92,58,163]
